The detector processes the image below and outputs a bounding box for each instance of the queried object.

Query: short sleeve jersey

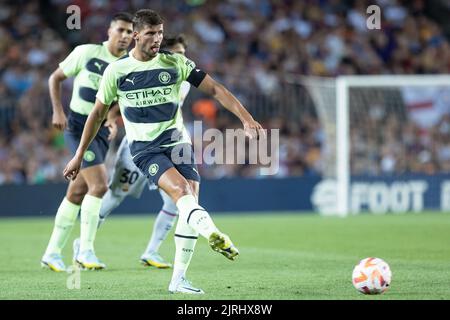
[59,41,123,115]
[96,50,204,157]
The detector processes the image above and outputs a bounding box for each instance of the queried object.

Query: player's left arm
[107,103,121,119]
[197,74,265,139]
[178,54,264,139]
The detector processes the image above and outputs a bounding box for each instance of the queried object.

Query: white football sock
[170,219,198,286]
[145,189,178,253]
[44,197,80,256]
[80,194,102,253]
[98,189,124,228]
[176,194,218,239]
[145,209,177,254]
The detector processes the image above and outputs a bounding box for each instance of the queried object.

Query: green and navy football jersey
[96,49,206,157]
[59,41,124,115]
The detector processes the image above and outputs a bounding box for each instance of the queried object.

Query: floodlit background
[0,0,449,300]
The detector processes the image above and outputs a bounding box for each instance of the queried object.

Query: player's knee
[67,187,87,205]
[66,193,84,205]
[170,182,192,201]
[88,183,109,198]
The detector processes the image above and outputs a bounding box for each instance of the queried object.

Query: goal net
[297,75,450,216]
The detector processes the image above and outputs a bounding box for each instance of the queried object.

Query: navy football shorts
[132,143,200,185]
[64,111,110,169]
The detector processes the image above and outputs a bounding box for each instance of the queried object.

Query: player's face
[168,43,185,56]
[108,20,133,51]
[134,24,163,58]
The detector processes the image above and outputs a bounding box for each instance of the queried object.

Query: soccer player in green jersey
[72,35,191,269]
[63,9,264,294]
[94,35,192,269]
[41,13,133,272]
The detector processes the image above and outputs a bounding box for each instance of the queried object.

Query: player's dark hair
[161,34,187,50]
[133,9,164,31]
[111,12,133,24]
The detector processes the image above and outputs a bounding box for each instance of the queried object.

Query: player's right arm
[49,45,86,131]
[63,98,110,180]
[48,68,68,130]
[63,63,117,180]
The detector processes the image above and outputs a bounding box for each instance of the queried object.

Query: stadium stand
[1,0,449,184]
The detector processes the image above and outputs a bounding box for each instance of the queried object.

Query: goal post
[336,77,350,217]
[294,75,450,216]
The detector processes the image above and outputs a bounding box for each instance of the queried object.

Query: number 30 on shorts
[120,169,139,185]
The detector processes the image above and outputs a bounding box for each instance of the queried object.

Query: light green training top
[96,49,199,156]
[59,41,124,115]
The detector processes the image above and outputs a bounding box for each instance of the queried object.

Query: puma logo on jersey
[125,77,135,85]
[94,62,103,71]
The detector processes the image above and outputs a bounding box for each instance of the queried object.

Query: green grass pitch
[0,212,449,300]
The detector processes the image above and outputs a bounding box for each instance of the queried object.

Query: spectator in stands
[1,0,450,184]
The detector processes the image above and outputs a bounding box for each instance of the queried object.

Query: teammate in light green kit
[63,10,264,294]
[41,13,133,271]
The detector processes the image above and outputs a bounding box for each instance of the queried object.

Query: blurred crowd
[351,105,450,176]
[1,0,450,184]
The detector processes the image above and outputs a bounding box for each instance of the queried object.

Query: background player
[63,9,265,294]
[41,13,133,272]
[73,35,190,269]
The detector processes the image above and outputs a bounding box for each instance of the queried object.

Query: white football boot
[41,253,67,272]
[140,251,172,269]
[169,277,205,294]
[75,250,106,270]
[72,238,80,264]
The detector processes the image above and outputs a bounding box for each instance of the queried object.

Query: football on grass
[352,257,392,294]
